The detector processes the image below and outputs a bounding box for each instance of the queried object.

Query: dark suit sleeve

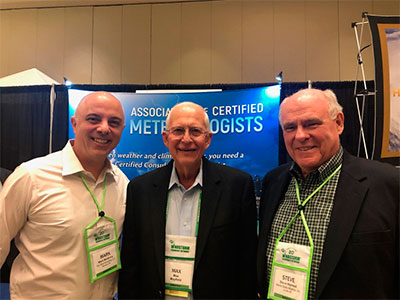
[118,181,138,299]
[238,174,258,299]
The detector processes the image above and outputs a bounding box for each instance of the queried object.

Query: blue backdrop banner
[68,86,281,193]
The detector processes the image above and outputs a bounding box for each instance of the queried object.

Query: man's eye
[190,128,203,136]
[109,120,121,127]
[284,126,295,132]
[305,122,319,128]
[87,117,100,123]
[172,128,185,135]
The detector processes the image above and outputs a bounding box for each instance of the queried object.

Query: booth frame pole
[352,13,376,159]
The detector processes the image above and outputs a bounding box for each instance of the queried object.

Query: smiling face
[162,102,212,174]
[280,89,344,177]
[71,92,125,166]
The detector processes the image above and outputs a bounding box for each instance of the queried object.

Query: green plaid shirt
[266,147,343,299]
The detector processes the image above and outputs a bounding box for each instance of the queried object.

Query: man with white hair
[119,101,257,299]
[257,88,399,299]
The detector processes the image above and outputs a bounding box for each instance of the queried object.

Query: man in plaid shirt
[257,88,398,299]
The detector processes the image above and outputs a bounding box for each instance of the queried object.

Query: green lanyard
[81,172,122,283]
[166,190,202,237]
[268,164,342,300]
[80,173,108,227]
[276,164,342,245]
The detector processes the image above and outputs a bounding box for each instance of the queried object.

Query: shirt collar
[61,140,115,178]
[290,146,344,182]
[168,160,203,191]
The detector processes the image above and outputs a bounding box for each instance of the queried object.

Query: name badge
[165,234,196,297]
[165,234,196,259]
[268,242,311,300]
[165,260,194,293]
[85,216,121,282]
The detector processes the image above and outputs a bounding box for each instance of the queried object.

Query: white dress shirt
[0,141,128,299]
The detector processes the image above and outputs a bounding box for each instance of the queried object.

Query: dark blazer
[257,151,399,299]
[119,157,257,299]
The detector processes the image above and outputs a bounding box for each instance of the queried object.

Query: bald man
[0,92,129,299]
[118,102,257,299]
[257,88,399,299]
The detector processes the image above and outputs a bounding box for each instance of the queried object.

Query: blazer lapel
[257,165,291,297]
[315,153,368,298]
[194,158,221,270]
[150,161,173,285]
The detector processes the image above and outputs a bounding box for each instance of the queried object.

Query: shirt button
[183,221,187,226]
[184,197,188,201]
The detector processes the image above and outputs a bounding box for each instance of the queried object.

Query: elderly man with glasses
[118,101,257,299]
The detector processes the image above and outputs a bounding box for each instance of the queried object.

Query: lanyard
[276,164,342,245]
[81,173,122,283]
[166,190,202,237]
[80,173,107,227]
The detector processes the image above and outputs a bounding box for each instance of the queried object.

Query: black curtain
[0,85,69,171]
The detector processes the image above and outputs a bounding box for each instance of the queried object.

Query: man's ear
[204,132,213,150]
[162,131,169,148]
[336,112,344,135]
[71,116,77,134]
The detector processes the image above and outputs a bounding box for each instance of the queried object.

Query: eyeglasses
[166,127,208,138]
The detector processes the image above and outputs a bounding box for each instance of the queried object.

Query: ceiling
[0,0,209,10]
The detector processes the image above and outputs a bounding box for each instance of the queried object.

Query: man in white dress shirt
[0,92,129,299]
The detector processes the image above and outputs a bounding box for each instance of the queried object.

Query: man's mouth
[92,138,110,144]
[178,148,196,152]
[297,146,315,151]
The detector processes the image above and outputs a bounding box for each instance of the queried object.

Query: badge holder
[268,241,313,300]
[165,235,197,297]
[268,205,314,300]
[165,259,194,298]
[84,214,121,282]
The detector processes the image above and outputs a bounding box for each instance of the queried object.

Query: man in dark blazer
[119,101,257,299]
[257,88,399,299]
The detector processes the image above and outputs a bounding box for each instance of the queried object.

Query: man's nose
[97,121,110,135]
[294,126,309,140]
[181,129,193,142]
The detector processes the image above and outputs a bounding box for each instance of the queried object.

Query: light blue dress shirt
[165,161,203,300]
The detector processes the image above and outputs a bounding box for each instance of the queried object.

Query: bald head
[166,102,210,131]
[279,88,343,127]
[74,91,125,124]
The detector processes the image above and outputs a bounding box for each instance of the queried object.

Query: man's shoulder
[204,159,252,180]
[20,150,63,173]
[263,162,292,180]
[343,152,398,177]
[128,162,171,185]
